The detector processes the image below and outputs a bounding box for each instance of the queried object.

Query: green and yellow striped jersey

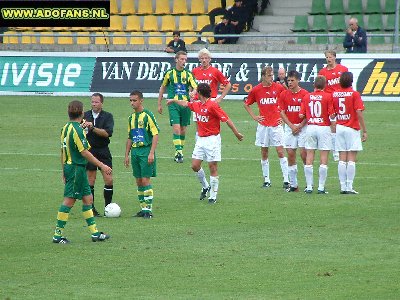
[60,122,90,165]
[161,68,198,100]
[128,109,160,148]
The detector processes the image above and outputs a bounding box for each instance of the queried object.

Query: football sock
[346,161,356,191]
[196,167,209,189]
[261,159,270,183]
[209,176,219,199]
[180,135,185,152]
[318,164,328,191]
[82,204,99,235]
[143,185,153,212]
[90,185,95,207]
[137,186,145,210]
[304,165,313,190]
[173,134,182,154]
[288,164,298,188]
[54,205,71,239]
[279,157,289,183]
[104,185,113,207]
[338,161,347,191]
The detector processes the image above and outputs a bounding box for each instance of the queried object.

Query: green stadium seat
[369,33,385,44]
[384,14,396,31]
[364,0,381,14]
[333,35,344,44]
[367,14,383,31]
[315,33,329,44]
[328,0,344,15]
[297,33,312,44]
[310,0,326,15]
[383,0,395,14]
[311,15,328,31]
[347,0,363,15]
[292,15,309,32]
[330,14,346,31]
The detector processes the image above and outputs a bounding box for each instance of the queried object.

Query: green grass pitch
[0,96,399,299]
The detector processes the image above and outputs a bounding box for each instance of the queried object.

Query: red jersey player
[244,65,289,189]
[331,72,367,194]
[278,70,309,192]
[167,83,243,204]
[300,76,336,194]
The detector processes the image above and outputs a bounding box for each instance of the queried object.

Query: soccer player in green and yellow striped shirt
[157,51,197,163]
[52,100,112,244]
[125,91,160,218]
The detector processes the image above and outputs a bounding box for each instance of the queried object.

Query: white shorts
[305,125,333,150]
[284,124,307,149]
[193,97,217,122]
[255,124,284,147]
[192,134,222,162]
[336,124,363,152]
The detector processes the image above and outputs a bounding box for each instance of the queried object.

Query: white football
[104,203,121,218]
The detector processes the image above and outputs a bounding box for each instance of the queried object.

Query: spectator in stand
[243,0,258,30]
[165,31,187,54]
[259,0,270,14]
[227,0,248,41]
[274,67,288,89]
[343,17,367,53]
[214,15,235,44]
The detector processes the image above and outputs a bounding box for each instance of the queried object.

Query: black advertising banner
[90,54,400,100]
[0,0,110,27]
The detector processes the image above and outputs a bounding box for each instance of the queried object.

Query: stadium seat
[364,0,381,14]
[107,15,124,32]
[155,0,170,14]
[369,33,385,44]
[366,14,383,31]
[311,15,328,31]
[383,0,395,14]
[384,14,395,31]
[190,0,205,15]
[147,32,164,44]
[309,0,326,15]
[292,15,309,32]
[120,1,135,15]
[130,32,145,44]
[110,0,119,14]
[112,32,128,45]
[196,15,211,31]
[95,32,111,45]
[77,32,91,44]
[3,31,19,44]
[346,0,363,15]
[207,0,222,12]
[178,16,194,31]
[328,0,344,15]
[332,35,344,44]
[297,33,312,44]
[330,14,346,32]
[21,31,35,44]
[143,15,159,31]
[138,1,153,15]
[160,15,177,32]
[183,31,199,44]
[315,33,329,44]
[125,15,141,31]
[57,32,74,44]
[172,0,188,14]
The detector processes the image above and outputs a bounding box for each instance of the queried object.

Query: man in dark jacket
[343,17,367,53]
[214,15,235,44]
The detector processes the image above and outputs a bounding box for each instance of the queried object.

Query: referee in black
[82,93,114,216]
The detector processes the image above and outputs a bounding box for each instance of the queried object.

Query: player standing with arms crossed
[244,66,289,189]
[278,70,309,192]
[158,51,197,163]
[332,72,367,194]
[167,83,243,204]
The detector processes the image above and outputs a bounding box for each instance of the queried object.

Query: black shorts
[86,147,112,170]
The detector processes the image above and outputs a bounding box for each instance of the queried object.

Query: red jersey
[188,99,229,137]
[278,88,309,124]
[192,66,230,98]
[245,82,285,126]
[332,87,365,130]
[300,90,334,126]
[318,64,348,94]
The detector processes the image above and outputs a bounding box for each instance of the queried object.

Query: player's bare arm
[81,149,112,175]
[226,119,244,141]
[166,99,188,107]
[357,110,367,142]
[148,134,159,165]
[243,103,265,122]
[124,139,133,168]
[157,85,166,114]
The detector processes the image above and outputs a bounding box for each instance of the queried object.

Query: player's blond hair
[198,48,212,58]
[324,50,337,57]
